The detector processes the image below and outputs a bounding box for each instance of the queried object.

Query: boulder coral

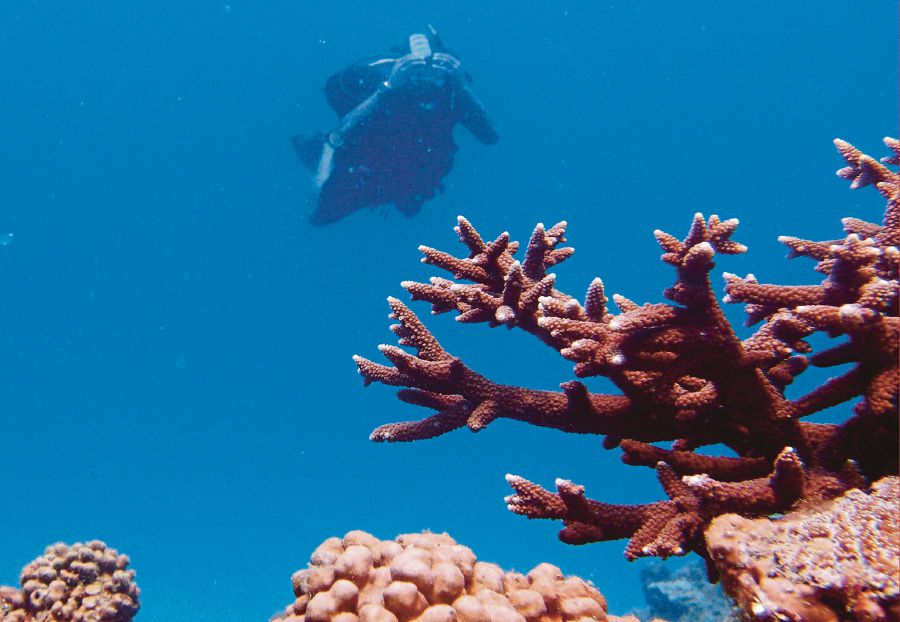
[272,530,626,622]
[0,541,139,622]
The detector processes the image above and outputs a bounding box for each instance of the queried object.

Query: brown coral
[705,476,899,622]
[0,540,140,622]
[354,138,899,566]
[272,530,610,622]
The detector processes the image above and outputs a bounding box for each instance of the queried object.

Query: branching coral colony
[353,138,899,571]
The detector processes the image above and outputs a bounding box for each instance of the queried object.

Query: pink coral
[354,138,899,566]
[273,530,610,622]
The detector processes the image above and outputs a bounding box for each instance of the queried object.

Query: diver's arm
[455,85,499,145]
[327,87,386,148]
[430,52,498,145]
[313,90,386,188]
[328,55,424,148]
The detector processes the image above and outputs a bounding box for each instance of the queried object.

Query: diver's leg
[308,163,344,226]
[309,186,353,226]
[308,163,370,226]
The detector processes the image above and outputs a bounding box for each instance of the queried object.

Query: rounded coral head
[273,530,608,622]
[2,540,140,622]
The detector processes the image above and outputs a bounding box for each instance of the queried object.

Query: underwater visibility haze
[0,1,897,621]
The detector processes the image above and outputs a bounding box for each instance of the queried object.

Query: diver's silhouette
[292,26,498,226]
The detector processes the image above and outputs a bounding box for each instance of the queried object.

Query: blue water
[0,2,896,620]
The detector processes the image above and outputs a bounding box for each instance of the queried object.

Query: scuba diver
[292,26,499,226]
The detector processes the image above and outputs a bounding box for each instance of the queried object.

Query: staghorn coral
[0,540,140,622]
[353,137,899,567]
[271,530,620,622]
[705,476,899,622]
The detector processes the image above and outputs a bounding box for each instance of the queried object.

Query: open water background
[0,2,897,620]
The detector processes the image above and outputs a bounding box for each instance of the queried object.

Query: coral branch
[355,137,899,564]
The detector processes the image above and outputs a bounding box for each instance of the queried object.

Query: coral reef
[354,137,899,566]
[272,530,621,622]
[637,561,739,622]
[706,476,899,622]
[0,540,140,622]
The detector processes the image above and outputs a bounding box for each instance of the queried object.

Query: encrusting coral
[0,540,140,622]
[353,138,899,569]
[706,476,899,622]
[272,530,654,622]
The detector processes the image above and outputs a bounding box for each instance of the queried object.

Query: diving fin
[291,132,328,170]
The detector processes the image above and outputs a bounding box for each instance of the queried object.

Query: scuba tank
[408,33,432,59]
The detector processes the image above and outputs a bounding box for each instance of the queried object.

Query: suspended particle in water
[0,233,13,247]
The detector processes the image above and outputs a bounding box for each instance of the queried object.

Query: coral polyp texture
[272,530,634,622]
[0,540,140,622]
[706,476,899,622]
[353,137,899,567]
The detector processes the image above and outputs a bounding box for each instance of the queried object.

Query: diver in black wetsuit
[292,26,499,226]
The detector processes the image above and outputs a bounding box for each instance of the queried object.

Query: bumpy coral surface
[0,540,140,622]
[354,138,899,566]
[706,476,899,622]
[273,530,612,622]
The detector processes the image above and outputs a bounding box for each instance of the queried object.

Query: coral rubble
[0,540,140,622]
[354,138,899,567]
[706,476,899,622]
[272,530,615,622]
